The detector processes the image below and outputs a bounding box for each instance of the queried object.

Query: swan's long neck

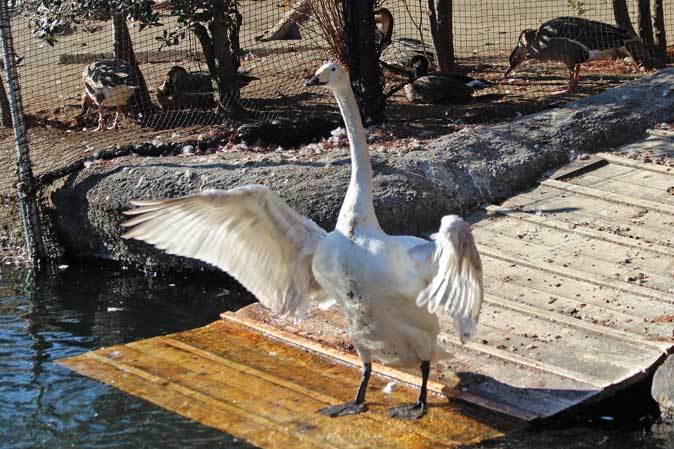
[333,85,380,233]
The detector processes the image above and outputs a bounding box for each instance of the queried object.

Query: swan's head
[304,63,349,90]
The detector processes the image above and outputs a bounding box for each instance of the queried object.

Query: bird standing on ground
[404,55,493,104]
[375,7,436,74]
[122,63,483,420]
[505,16,647,95]
[80,59,139,131]
[157,66,258,110]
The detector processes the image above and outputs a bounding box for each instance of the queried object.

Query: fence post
[342,0,384,125]
[428,0,456,73]
[612,0,636,35]
[0,0,46,263]
[637,0,655,52]
[653,0,667,60]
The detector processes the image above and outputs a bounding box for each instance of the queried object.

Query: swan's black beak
[504,68,512,79]
[304,75,327,87]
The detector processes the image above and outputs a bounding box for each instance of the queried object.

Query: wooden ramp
[222,152,674,421]
[58,319,516,449]
[58,152,674,445]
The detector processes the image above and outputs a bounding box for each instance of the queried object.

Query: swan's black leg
[388,360,429,420]
[319,362,371,417]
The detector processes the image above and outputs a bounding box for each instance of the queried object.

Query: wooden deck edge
[484,205,674,257]
[547,155,607,181]
[221,312,539,422]
[541,179,674,216]
[596,152,674,175]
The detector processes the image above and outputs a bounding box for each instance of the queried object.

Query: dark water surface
[1,265,673,449]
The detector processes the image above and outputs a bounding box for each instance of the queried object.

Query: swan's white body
[122,63,483,418]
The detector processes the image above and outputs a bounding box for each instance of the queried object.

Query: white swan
[121,62,483,420]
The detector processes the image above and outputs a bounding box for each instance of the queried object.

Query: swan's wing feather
[122,185,329,319]
[410,215,483,343]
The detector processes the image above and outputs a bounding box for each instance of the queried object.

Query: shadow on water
[1,265,673,449]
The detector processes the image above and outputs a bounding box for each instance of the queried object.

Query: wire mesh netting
[0,0,672,259]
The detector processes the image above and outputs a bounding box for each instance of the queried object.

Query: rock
[652,354,674,421]
[47,69,674,271]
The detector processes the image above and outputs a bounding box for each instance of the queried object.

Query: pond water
[1,265,673,449]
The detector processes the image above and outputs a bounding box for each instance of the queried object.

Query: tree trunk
[612,0,636,35]
[0,74,12,127]
[112,13,153,113]
[192,0,242,117]
[342,0,384,125]
[637,0,655,51]
[428,0,455,73]
[653,0,667,59]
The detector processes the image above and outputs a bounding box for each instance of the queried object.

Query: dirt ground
[1,0,673,262]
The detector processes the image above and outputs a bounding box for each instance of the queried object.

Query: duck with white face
[123,62,483,421]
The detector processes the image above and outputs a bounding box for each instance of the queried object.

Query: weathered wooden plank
[546,155,606,181]
[232,305,598,419]
[222,311,551,420]
[439,308,663,383]
[59,320,513,448]
[541,179,674,216]
[569,174,674,205]
[60,353,326,449]
[481,254,674,325]
[597,152,674,175]
[477,244,674,304]
[483,269,674,341]
[579,162,674,192]
[485,206,674,257]
[123,340,458,449]
[473,226,674,293]
[482,293,672,352]
[501,189,674,247]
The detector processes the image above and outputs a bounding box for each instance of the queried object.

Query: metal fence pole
[0,0,46,263]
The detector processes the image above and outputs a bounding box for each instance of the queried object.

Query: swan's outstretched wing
[409,215,483,343]
[122,185,329,319]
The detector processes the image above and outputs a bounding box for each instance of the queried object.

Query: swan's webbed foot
[387,400,427,420]
[319,401,368,417]
[319,361,371,418]
[387,360,430,420]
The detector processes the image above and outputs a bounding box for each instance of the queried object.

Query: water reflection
[0,265,672,449]
[0,266,255,449]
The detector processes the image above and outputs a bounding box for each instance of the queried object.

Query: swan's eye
[330,67,336,72]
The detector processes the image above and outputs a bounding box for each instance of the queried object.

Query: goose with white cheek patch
[121,62,484,420]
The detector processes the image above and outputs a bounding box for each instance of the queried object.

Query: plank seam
[222,313,539,421]
[485,205,674,257]
[477,245,674,305]
[83,352,341,449]
[596,153,674,176]
[483,294,671,354]
[541,179,674,216]
[154,337,461,447]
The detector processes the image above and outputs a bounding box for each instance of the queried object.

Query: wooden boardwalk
[220,152,674,421]
[59,152,674,446]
